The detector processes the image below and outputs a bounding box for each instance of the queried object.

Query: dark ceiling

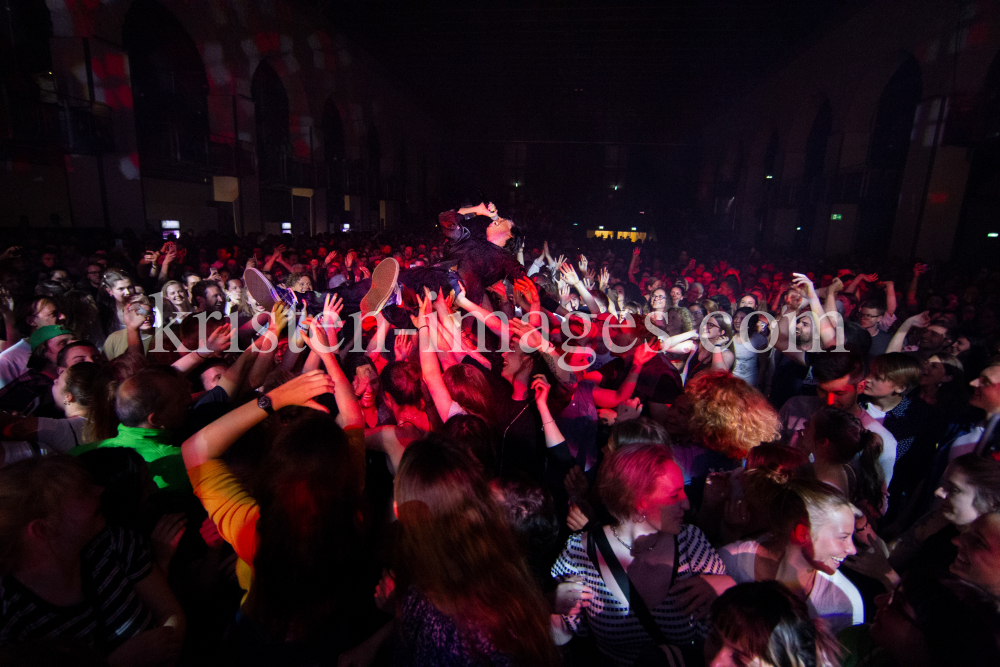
[323,0,861,143]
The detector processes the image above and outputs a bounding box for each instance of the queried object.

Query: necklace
[611,526,655,552]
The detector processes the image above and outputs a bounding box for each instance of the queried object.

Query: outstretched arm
[301,322,364,430]
[181,371,336,469]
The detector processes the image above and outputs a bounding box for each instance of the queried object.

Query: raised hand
[913,262,928,276]
[578,254,588,272]
[268,370,337,413]
[907,310,932,329]
[829,276,844,293]
[123,302,149,330]
[324,249,339,265]
[269,301,290,333]
[531,374,551,406]
[410,288,435,329]
[584,268,596,289]
[552,254,566,270]
[394,331,415,361]
[558,283,571,303]
[514,277,541,311]
[359,266,371,279]
[632,246,641,259]
[508,318,547,351]
[861,272,879,283]
[487,283,508,303]
[204,322,234,354]
[598,266,610,291]
[559,262,581,286]
[633,338,660,365]
[300,319,338,355]
[791,272,816,298]
[320,293,344,331]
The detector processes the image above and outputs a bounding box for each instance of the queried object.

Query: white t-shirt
[719,538,864,635]
[0,339,31,389]
[863,403,888,425]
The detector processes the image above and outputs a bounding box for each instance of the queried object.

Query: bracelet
[197,351,209,359]
[418,325,430,331]
[542,420,555,426]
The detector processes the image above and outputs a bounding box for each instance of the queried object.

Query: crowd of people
[0,199,999,667]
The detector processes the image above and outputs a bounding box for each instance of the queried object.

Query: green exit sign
[831,213,843,220]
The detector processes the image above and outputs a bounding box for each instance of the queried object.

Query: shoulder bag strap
[588,527,672,647]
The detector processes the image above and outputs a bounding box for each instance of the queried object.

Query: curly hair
[685,371,780,459]
[668,306,694,333]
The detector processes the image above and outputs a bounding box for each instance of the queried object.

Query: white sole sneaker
[360,258,400,316]
[243,267,279,312]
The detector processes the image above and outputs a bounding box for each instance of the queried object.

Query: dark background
[320,0,862,227]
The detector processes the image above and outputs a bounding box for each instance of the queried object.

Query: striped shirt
[0,526,155,655]
[552,525,726,667]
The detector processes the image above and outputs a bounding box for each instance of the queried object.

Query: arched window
[322,98,345,192]
[251,60,290,182]
[954,50,1000,262]
[123,0,209,167]
[856,57,921,253]
[0,0,53,144]
[798,100,832,244]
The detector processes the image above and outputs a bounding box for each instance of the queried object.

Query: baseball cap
[30,325,74,352]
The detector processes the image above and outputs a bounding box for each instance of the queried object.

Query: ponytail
[854,429,885,521]
[811,406,886,520]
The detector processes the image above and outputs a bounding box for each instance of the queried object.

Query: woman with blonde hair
[719,478,865,635]
[685,371,780,459]
[158,280,191,327]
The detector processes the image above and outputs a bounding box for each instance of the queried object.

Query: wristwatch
[257,394,275,415]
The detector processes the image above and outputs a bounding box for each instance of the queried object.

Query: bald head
[116,368,190,430]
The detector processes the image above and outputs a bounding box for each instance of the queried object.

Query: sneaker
[360,258,400,316]
[243,267,296,312]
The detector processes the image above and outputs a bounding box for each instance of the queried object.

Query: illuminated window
[281,222,292,234]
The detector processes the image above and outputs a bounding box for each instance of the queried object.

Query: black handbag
[586,527,690,667]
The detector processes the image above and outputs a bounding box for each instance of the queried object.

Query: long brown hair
[393,440,559,666]
[246,414,367,641]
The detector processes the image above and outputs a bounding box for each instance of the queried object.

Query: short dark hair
[380,361,423,407]
[56,341,99,369]
[811,351,866,385]
[858,299,886,315]
[191,280,222,305]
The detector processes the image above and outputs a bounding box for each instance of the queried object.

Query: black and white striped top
[0,526,155,655]
[552,524,726,667]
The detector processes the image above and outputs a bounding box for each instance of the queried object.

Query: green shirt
[71,425,191,492]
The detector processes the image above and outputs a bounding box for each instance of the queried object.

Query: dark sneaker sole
[243,267,278,312]
[360,258,400,316]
